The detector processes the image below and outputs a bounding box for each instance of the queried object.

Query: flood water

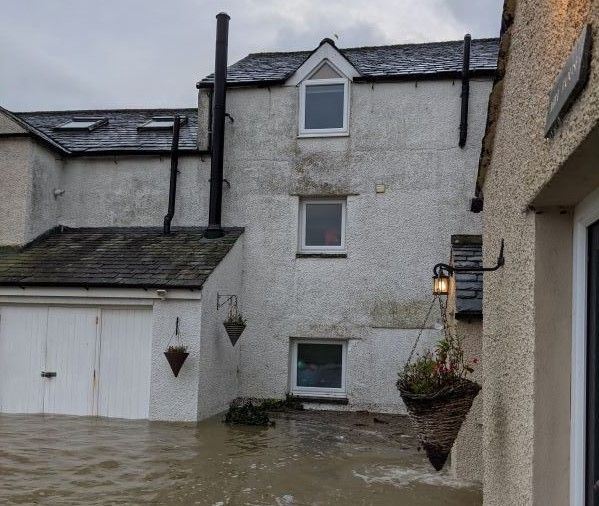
[0,410,482,505]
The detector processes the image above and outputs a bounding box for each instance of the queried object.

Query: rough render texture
[480,0,598,504]
[215,78,490,411]
[197,236,243,419]
[446,274,483,483]
[148,297,203,421]
[0,77,491,416]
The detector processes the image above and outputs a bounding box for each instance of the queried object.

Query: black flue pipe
[458,34,471,148]
[205,12,230,239]
[163,115,181,235]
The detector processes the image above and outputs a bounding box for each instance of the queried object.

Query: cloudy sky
[1,0,503,112]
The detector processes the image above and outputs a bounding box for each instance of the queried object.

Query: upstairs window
[138,116,188,131]
[299,199,346,253]
[299,62,349,137]
[54,117,107,131]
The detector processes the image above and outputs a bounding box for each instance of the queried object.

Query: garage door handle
[41,371,57,378]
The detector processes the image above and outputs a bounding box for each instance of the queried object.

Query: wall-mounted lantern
[432,239,505,296]
[432,271,451,296]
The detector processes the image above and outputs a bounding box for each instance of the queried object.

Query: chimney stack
[205,12,230,239]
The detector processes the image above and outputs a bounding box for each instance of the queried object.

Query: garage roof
[0,227,243,289]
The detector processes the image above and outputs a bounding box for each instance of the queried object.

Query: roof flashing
[137,115,188,131]
[54,117,108,132]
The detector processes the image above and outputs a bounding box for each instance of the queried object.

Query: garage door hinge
[96,316,99,324]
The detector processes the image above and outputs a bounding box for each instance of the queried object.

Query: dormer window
[54,117,107,131]
[299,61,349,137]
[138,116,188,131]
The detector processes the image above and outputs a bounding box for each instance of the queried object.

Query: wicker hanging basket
[223,320,246,346]
[399,378,481,471]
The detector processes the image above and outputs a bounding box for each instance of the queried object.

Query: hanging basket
[164,348,189,377]
[399,378,481,471]
[223,320,246,346]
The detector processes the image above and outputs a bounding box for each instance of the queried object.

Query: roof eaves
[0,106,70,155]
[353,68,495,84]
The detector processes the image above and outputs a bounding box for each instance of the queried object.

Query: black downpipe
[163,115,181,234]
[205,12,230,239]
[459,34,471,148]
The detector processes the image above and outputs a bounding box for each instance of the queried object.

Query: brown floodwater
[0,410,482,505]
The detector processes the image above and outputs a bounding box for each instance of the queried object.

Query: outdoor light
[432,271,451,296]
[431,239,506,296]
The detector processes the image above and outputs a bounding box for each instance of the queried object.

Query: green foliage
[397,335,478,396]
[224,313,246,325]
[166,345,187,353]
[225,399,271,426]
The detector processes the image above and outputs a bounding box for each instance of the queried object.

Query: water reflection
[0,411,481,505]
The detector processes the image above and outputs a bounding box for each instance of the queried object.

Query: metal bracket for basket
[217,293,238,311]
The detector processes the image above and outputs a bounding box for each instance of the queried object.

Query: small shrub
[166,345,188,353]
[225,399,271,426]
[397,336,477,396]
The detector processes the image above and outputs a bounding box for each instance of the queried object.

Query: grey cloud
[0,0,502,111]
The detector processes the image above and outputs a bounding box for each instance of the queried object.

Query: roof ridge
[14,107,197,115]
[245,37,500,57]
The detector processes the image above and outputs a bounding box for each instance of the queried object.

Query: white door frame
[571,186,599,505]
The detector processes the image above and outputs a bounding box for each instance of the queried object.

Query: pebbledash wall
[0,77,491,416]
[202,77,491,411]
[478,0,599,504]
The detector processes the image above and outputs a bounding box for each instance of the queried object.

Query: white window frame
[290,339,347,398]
[298,199,346,253]
[571,186,599,506]
[298,77,349,137]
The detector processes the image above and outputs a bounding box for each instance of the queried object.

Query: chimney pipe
[458,34,471,148]
[163,115,181,235]
[205,12,230,239]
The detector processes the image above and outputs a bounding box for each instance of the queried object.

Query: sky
[0,0,503,112]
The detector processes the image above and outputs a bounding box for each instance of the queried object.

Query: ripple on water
[0,412,482,505]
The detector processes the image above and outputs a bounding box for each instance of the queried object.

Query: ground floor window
[290,340,347,397]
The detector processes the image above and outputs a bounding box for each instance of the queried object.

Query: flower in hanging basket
[223,313,246,346]
[397,336,481,472]
[164,345,189,377]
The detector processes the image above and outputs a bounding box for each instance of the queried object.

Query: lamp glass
[433,274,450,296]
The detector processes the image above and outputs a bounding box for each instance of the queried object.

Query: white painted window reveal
[290,340,347,398]
[298,61,349,137]
[298,199,346,253]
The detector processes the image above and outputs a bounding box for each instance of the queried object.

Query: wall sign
[545,24,592,137]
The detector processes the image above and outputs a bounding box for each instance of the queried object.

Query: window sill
[293,395,349,405]
[296,252,347,258]
[297,132,349,139]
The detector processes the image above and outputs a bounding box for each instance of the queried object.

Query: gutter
[196,68,496,89]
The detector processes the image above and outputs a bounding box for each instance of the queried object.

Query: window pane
[58,121,97,129]
[296,343,343,389]
[304,84,344,129]
[305,203,342,247]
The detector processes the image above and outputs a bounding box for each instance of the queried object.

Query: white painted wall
[197,235,243,418]
[0,76,490,415]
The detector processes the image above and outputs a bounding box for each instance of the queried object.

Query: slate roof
[0,227,243,289]
[451,235,483,319]
[198,38,499,87]
[11,108,200,156]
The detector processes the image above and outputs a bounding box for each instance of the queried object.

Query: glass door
[587,220,599,505]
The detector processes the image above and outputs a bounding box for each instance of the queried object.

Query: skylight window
[138,116,188,131]
[55,117,108,131]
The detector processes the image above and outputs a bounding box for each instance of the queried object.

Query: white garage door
[0,305,152,419]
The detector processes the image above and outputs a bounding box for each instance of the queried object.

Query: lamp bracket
[433,238,505,277]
